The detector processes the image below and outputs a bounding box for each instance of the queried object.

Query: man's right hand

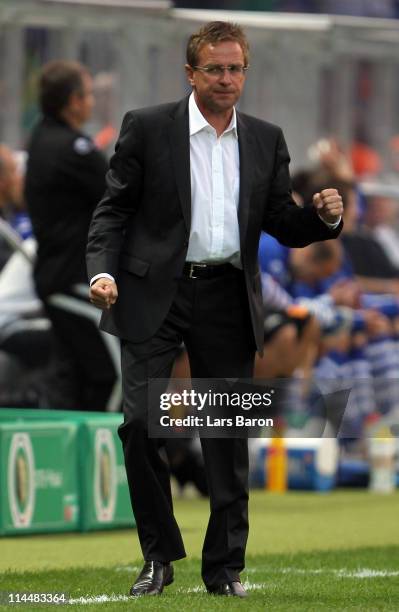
[90,278,118,310]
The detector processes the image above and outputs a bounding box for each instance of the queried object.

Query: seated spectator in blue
[299,178,399,295]
[0,145,27,268]
[258,232,290,288]
[258,171,311,289]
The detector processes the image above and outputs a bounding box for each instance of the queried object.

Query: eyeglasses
[192,64,249,77]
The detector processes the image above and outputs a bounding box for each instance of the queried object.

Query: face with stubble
[186,41,247,116]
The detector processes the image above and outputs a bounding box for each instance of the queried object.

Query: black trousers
[43,291,117,411]
[119,267,256,587]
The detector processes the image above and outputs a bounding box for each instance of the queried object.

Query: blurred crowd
[0,144,51,407]
[256,138,399,445]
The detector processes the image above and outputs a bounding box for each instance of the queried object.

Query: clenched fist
[313,188,343,224]
[90,277,118,310]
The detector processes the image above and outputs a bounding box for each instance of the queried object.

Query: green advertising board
[0,408,135,533]
[77,415,134,531]
[0,420,79,535]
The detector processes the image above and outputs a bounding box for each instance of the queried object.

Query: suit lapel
[168,97,191,233]
[237,113,256,250]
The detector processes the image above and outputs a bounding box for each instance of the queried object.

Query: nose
[219,68,233,85]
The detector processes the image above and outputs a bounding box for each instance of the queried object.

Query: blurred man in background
[25,60,116,411]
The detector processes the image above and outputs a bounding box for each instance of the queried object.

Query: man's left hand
[313,188,343,224]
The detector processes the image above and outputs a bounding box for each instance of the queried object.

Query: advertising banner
[0,420,79,535]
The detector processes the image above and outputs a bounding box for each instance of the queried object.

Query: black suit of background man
[87,21,343,598]
[25,60,116,412]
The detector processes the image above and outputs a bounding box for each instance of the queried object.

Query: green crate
[77,415,134,531]
[0,409,135,532]
[0,420,79,535]
[0,408,108,421]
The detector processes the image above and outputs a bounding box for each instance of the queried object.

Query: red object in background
[350,142,382,177]
[94,124,117,151]
[64,506,73,521]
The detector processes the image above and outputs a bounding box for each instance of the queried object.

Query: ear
[185,64,195,88]
[68,91,82,112]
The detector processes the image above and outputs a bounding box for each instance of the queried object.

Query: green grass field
[1,490,399,610]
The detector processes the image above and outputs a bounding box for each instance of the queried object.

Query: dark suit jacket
[86,96,342,352]
[26,116,107,298]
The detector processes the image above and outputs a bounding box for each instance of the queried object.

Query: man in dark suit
[87,21,343,598]
[25,60,116,411]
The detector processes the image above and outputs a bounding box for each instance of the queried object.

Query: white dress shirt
[187,92,241,266]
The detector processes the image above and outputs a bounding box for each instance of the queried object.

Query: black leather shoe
[207,581,247,598]
[129,561,174,596]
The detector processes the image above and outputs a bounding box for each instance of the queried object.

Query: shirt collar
[188,92,237,138]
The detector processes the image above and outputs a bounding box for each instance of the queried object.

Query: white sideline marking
[339,569,399,579]
[179,586,203,594]
[67,568,399,605]
[279,567,399,579]
[180,582,268,594]
[69,595,130,605]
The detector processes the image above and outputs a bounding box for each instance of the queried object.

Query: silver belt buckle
[189,262,207,279]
